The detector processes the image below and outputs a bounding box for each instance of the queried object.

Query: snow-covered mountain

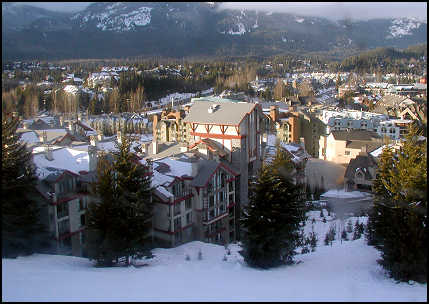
[2,2,427,60]
[387,17,425,39]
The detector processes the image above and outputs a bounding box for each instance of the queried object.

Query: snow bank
[3,213,427,302]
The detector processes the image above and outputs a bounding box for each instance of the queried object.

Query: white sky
[8,2,428,21]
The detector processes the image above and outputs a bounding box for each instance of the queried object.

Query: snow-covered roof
[19,131,40,144]
[320,189,370,199]
[33,147,90,178]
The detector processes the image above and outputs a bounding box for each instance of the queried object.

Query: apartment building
[321,109,388,134]
[319,130,383,165]
[376,119,413,140]
[151,153,238,247]
[183,100,264,207]
[32,145,98,257]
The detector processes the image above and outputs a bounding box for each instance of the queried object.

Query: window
[220,204,225,213]
[209,195,214,208]
[58,219,70,236]
[57,202,69,219]
[186,212,192,225]
[174,203,181,216]
[174,217,181,231]
[228,181,234,192]
[219,191,225,203]
[80,214,85,226]
[185,198,192,210]
[79,198,85,211]
[345,151,350,156]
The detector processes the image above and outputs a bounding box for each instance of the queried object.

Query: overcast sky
[10,2,428,21]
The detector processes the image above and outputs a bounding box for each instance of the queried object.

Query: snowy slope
[388,17,424,39]
[2,211,427,302]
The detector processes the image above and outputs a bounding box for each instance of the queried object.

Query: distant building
[376,119,413,140]
[344,152,378,192]
[319,130,383,165]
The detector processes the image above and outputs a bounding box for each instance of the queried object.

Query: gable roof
[344,153,378,181]
[188,138,227,158]
[190,160,219,188]
[183,101,256,126]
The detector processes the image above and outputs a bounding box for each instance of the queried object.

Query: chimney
[40,131,47,143]
[142,142,150,154]
[90,135,98,147]
[152,140,158,155]
[270,105,278,122]
[67,121,74,133]
[117,130,122,144]
[152,115,159,139]
[88,145,98,172]
[59,116,64,127]
[97,131,104,141]
[145,157,153,174]
[45,145,53,161]
[360,144,368,154]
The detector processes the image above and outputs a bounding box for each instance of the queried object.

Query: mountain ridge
[2,2,427,60]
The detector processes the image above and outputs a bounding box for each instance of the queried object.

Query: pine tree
[346,220,353,233]
[341,229,348,241]
[369,125,427,283]
[308,228,318,252]
[86,136,153,267]
[2,115,49,258]
[240,147,306,269]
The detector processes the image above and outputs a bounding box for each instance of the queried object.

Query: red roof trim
[190,132,244,139]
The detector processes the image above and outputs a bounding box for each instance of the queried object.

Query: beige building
[183,100,265,207]
[319,130,383,165]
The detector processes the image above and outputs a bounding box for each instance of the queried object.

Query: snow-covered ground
[2,211,426,302]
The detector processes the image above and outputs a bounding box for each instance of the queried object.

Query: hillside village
[2,56,426,257]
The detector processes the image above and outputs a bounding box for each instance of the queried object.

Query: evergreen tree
[307,226,318,252]
[346,220,353,233]
[240,147,306,269]
[341,229,348,241]
[86,136,153,267]
[2,115,48,258]
[369,125,427,283]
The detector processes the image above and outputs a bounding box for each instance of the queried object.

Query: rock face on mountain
[2,2,427,60]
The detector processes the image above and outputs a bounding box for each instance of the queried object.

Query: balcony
[205,227,226,238]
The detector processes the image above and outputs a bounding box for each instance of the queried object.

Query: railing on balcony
[174,205,181,216]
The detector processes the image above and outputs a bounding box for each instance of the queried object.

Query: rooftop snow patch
[321,189,370,199]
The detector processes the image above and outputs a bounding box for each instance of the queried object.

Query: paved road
[324,196,374,219]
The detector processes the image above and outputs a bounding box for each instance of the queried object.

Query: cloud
[218,2,427,21]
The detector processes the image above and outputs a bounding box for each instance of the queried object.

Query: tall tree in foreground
[241,147,306,269]
[2,114,48,258]
[86,136,153,267]
[369,125,427,283]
